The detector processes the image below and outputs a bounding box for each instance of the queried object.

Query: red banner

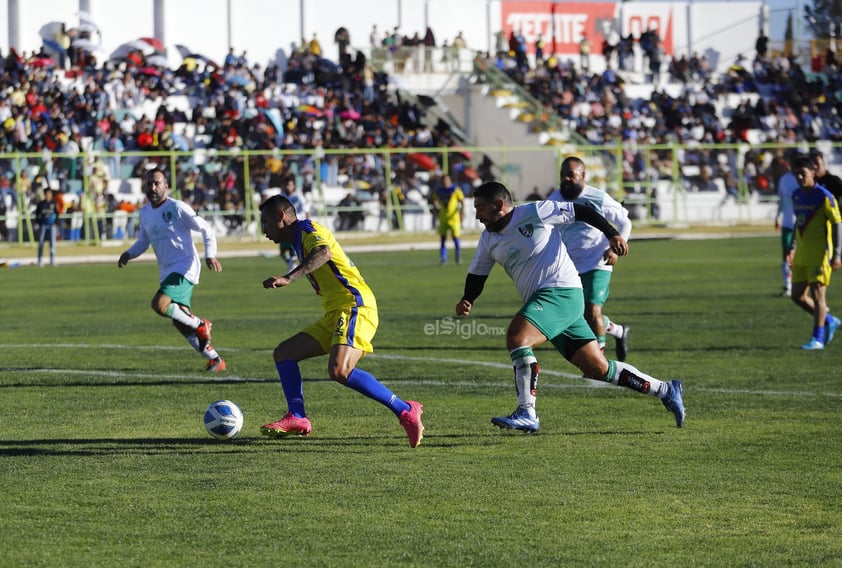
[500,1,673,57]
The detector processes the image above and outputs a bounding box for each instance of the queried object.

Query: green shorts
[518,288,595,360]
[780,228,794,260]
[159,273,194,308]
[580,269,612,306]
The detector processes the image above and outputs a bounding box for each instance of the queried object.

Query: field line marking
[2,343,840,398]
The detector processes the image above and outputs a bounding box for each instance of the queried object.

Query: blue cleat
[661,379,685,428]
[801,338,825,350]
[491,407,540,433]
[826,316,841,345]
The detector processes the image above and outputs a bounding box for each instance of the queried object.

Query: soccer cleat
[661,379,685,428]
[615,325,631,362]
[398,400,424,448]
[801,338,825,350]
[491,407,540,433]
[826,316,841,345]
[260,412,312,438]
[205,357,226,372]
[196,319,213,351]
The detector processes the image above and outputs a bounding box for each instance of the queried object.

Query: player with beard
[118,168,225,371]
[548,156,633,360]
[456,181,685,433]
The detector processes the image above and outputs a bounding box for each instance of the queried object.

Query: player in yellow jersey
[257,194,424,447]
[786,156,842,350]
[432,174,464,264]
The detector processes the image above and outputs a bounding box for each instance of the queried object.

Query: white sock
[510,347,538,417]
[168,304,201,329]
[185,333,220,360]
[607,361,668,398]
[782,261,792,291]
[604,316,624,339]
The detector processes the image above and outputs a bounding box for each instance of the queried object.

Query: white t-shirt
[468,200,582,302]
[776,171,799,230]
[125,197,217,284]
[547,184,632,273]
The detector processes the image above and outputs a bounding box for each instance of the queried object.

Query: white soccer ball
[203,400,244,440]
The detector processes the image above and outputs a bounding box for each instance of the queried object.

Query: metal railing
[0,140,834,246]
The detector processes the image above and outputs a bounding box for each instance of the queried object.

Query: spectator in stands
[534,34,545,65]
[452,31,467,67]
[579,33,591,74]
[423,27,436,72]
[810,148,842,202]
[337,191,365,231]
[105,130,124,178]
[308,34,322,57]
[755,31,769,60]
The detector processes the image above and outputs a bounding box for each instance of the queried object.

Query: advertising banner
[500,1,676,57]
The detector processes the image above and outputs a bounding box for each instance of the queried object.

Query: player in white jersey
[456,181,685,432]
[775,158,799,296]
[118,168,226,371]
[548,156,633,360]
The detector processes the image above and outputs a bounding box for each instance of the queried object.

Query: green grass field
[1,236,841,567]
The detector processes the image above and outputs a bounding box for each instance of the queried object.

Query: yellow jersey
[292,219,377,311]
[436,185,464,226]
[793,184,842,266]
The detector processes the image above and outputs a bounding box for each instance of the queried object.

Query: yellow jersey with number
[291,219,377,311]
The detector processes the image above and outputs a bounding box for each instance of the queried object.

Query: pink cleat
[399,400,424,448]
[260,412,312,438]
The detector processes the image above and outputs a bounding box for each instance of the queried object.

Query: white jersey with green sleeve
[125,197,217,284]
[468,200,582,302]
[547,184,631,273]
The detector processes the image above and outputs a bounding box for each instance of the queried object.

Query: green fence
[0,140,830,246]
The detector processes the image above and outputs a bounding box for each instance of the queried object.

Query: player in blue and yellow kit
[786,156,842,350]
[433,174,464,264]
[258,194,424,447]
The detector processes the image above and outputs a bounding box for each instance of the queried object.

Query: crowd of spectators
[2,21,841,242]
[0,26,474,241]
[491,28,842,201]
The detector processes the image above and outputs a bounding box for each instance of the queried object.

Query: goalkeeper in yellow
[786,156,842,350]
[433,174,464,264]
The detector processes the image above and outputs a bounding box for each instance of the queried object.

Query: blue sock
[454,238,461,262]
[345,368,410,416]
[276,360,306,417]
[440,236,447,263]
[814,326,827,344]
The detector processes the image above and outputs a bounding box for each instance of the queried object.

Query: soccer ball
[203,400,244,440]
